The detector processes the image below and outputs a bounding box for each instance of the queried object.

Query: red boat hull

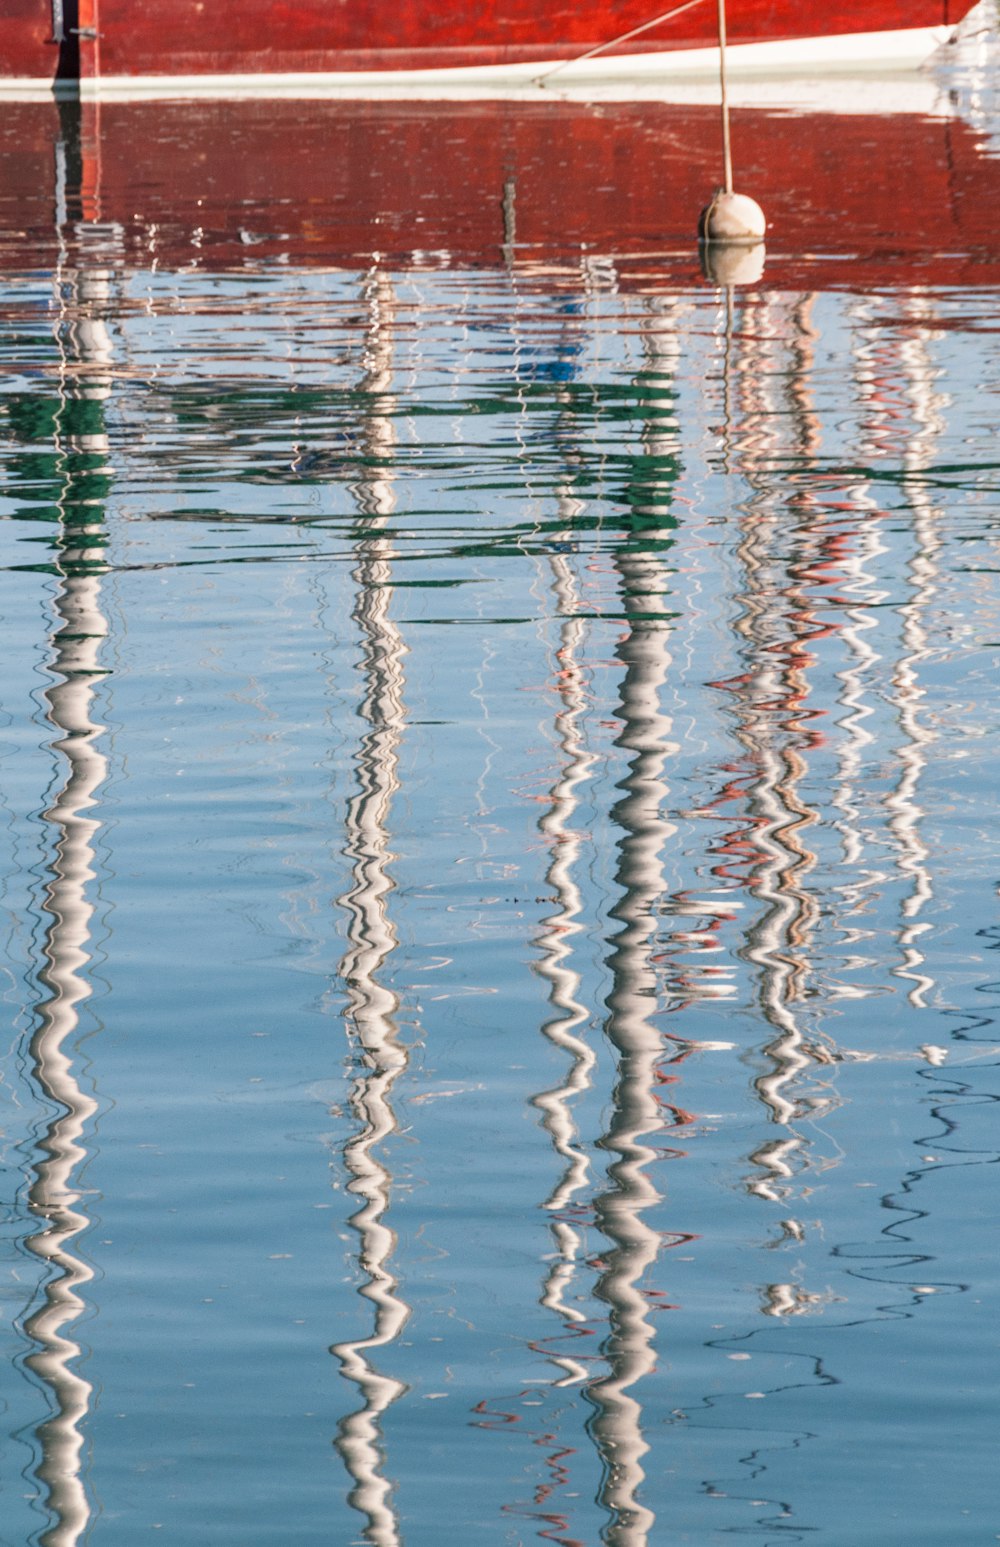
[0,0,974,88]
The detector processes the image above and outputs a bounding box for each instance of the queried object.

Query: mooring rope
[533,0,707,86]
[717,0,733,193]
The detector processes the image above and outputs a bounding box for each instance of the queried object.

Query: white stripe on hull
[0,25,957,102]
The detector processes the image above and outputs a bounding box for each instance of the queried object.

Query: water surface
[1,76,1000,1547]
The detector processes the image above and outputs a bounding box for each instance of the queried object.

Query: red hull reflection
[2,99,999,291]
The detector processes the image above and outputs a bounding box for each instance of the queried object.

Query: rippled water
[2,66,1000,1547]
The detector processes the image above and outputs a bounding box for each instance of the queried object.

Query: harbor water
[1,42,1000,1546]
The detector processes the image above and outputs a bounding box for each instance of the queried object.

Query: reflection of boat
[4,94,1000,292]
[2,1,976,98]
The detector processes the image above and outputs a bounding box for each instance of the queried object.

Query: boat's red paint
[1,99,998,293]
[5,0,58,81]
[84,0,968,78]
[0,0,974,83]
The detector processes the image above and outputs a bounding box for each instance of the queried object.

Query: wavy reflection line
[494,305,604,1545]
[24,213,118,1547]
[532,533,599,1389]
[716,292,845,1286]
[885,297,946,1009]
[728,296,817,1124]
[591,550,678,1540]
[589,546,677,1547]
[847,295,943,1011]
[330,269,410,1547]
[830,302,890,955]
[586,300,690,1544]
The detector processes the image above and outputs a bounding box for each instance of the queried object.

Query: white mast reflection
[590,556,675,1547]
[872,299,944,1009]
[330,267,410,1547]
[714,290,838,1313]
[25,197,117,1547]
[532,528,598,1389]
[718,292,813,1132]
[838,294,945,1012]
[588,298,681,1546]
[831,302,889,952]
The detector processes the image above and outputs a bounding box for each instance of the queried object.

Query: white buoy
[699,189,766,245]
[699,0,767,246]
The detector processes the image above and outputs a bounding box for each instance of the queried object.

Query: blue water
[2,81,1000,1547]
